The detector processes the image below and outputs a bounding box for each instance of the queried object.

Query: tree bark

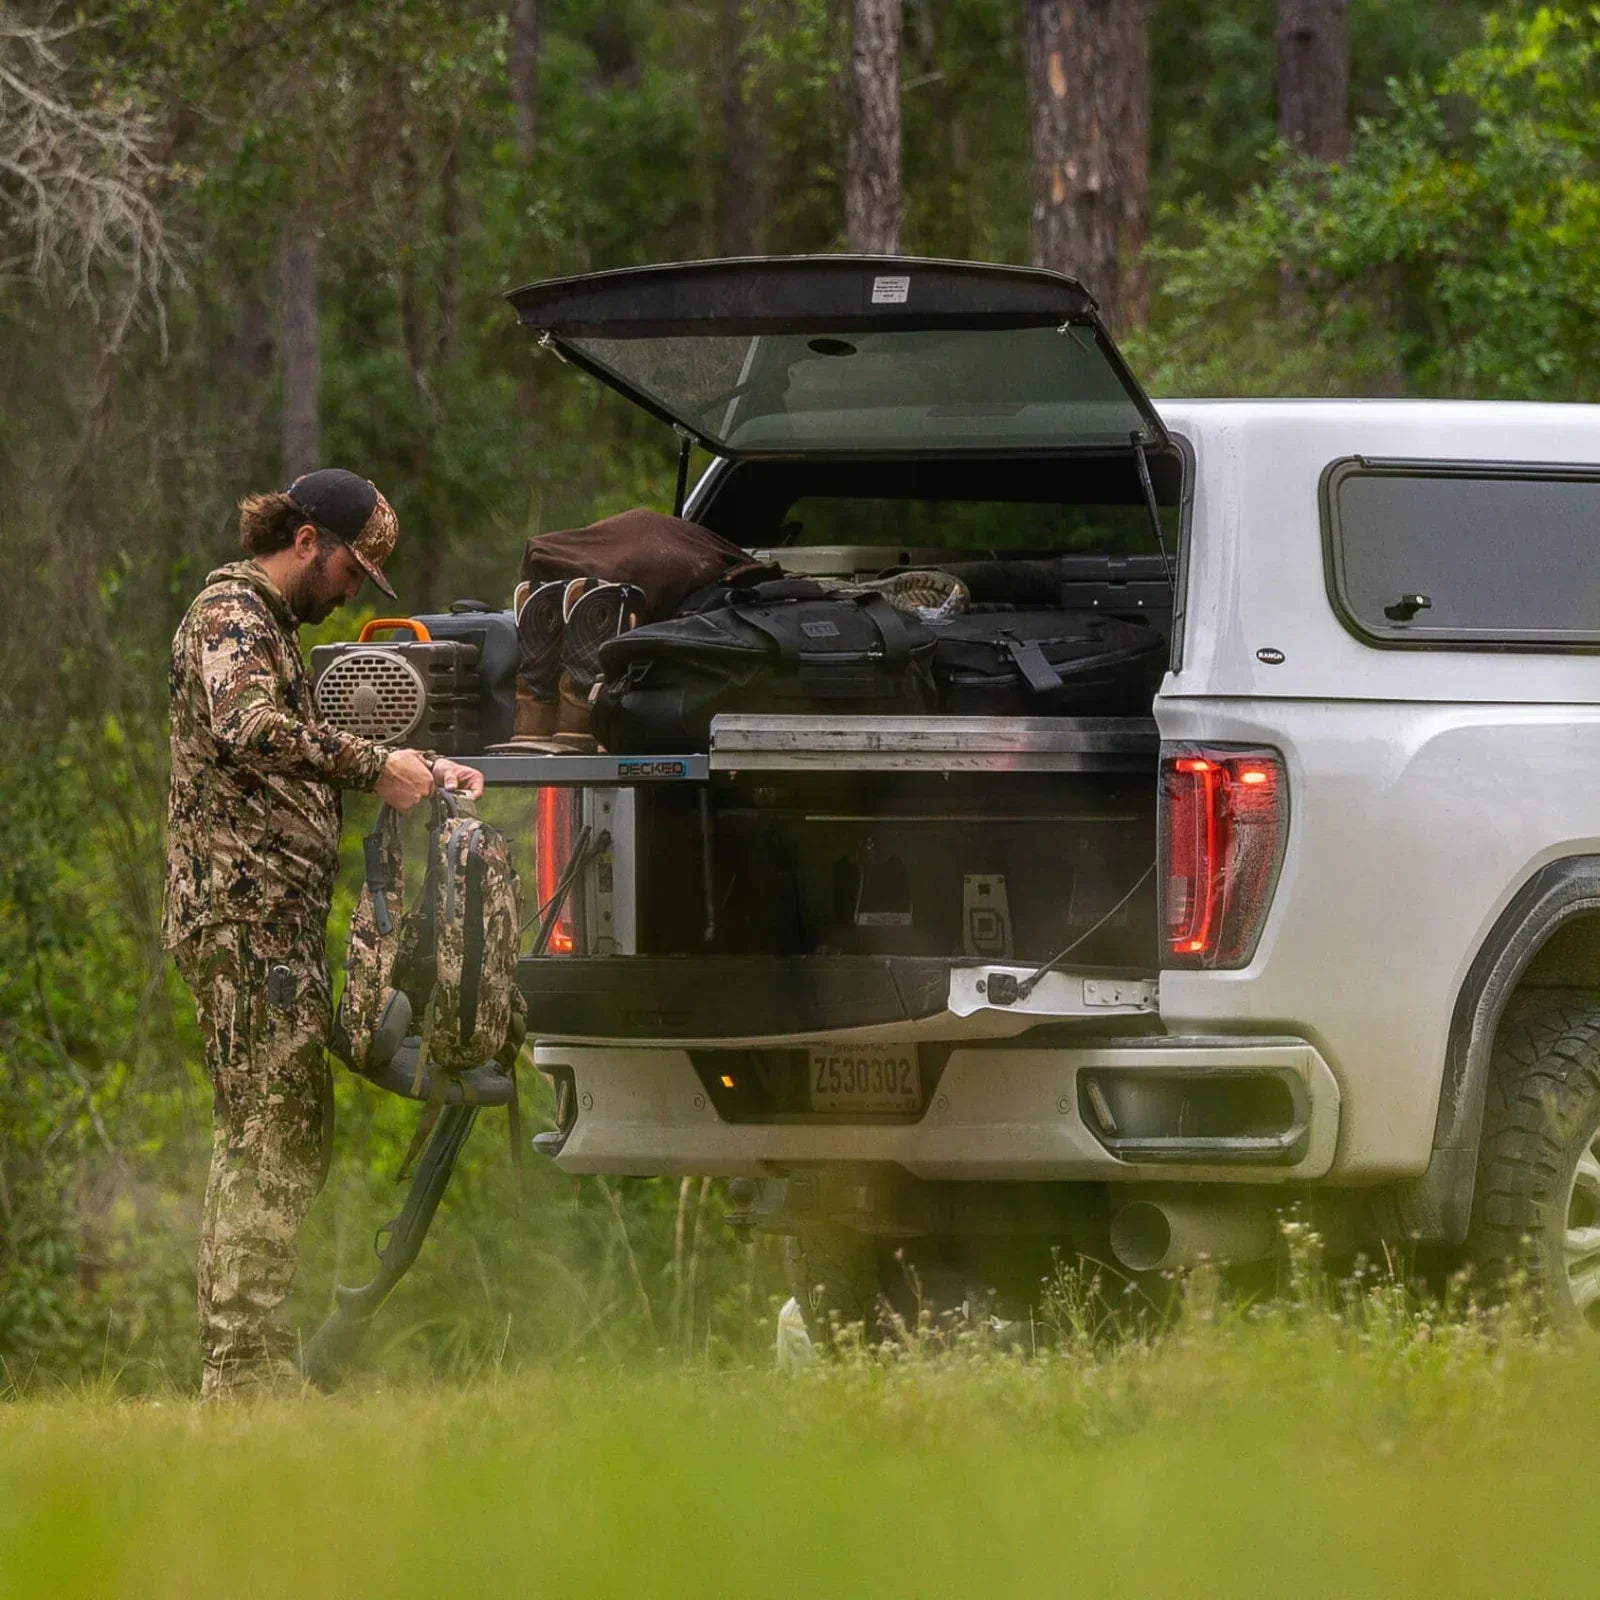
[508,0,541,163]
[718,0,765,255]
[1025,0,1151,335]
[1276,0,1348,162]
[509,0,542,490]
[395,114,442,613]
[278,226,320,481]
[436,136,463,369]
[220,271,275,475]
[845,0,901,254]
[395,124,430,401]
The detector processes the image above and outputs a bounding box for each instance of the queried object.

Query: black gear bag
[593,580,936,753]
[929,608,1165,716]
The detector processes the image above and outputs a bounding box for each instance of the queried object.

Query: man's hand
[375,748,435,814]
[433,757,485,800]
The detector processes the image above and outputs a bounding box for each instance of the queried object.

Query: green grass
[4,1267,1599,1599]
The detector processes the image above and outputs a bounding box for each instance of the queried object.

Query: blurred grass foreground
[4,1246,1600,1600]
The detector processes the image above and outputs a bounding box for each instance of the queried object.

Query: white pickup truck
[474,256,1600,1333]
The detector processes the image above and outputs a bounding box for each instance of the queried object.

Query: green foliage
[4,0,1597,1392]
[0,726,186,1376]
[1137,5,1600,398]
[1150,0,1491,214]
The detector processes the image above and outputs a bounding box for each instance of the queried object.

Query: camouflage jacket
[162,561,390,948]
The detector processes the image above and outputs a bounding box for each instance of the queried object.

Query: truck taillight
[1159,746,1287,969]
[535,786,578,955]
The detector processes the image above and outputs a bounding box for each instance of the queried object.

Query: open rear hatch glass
[505,256,1167,457]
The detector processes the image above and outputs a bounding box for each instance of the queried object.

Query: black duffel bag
[593,581,936,753]
[930,607,1165,716]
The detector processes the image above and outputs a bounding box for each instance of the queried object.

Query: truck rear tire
[784,1226,882,1343]
[784,1230,1022,1345]
[1469,1005,1600,1330]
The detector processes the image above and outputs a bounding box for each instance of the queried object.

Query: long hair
[237,491,341,556]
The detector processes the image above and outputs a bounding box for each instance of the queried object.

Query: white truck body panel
[1156,400,1600,1179]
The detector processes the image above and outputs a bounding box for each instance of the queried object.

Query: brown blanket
[519,507,776,623]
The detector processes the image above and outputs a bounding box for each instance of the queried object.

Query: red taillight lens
[535,786,578,955]
[1160,746,1287,968]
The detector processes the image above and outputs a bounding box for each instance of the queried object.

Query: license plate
[807,1043,921,1114]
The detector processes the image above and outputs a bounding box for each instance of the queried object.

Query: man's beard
[287,549,345,625]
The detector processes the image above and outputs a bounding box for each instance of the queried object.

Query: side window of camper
[1323,460,1600,646]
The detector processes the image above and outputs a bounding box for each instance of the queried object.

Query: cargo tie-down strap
[1002,637,1067,695]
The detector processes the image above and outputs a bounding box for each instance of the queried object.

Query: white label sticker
[871,275,910,305]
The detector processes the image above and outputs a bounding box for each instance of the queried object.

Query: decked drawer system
[480,713,1163,1039]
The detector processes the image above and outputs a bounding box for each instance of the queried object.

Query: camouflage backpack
[334,791,525,1092]
[333,804,412,1074]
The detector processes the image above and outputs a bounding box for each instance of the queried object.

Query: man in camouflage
[162,468,482,1400]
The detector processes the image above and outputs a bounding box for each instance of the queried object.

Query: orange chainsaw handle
[358,617,432,643]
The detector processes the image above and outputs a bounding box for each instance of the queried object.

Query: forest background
[2,0,1598,1390]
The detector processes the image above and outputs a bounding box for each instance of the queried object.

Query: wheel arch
[1394,855,1600,1244]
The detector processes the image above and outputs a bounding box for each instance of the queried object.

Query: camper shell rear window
[694,450,1185,554]
[1323,459,1600,649]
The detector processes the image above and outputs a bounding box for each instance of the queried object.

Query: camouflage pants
[173,921,334,1399]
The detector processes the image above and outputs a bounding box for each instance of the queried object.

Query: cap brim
[353,548,397,599]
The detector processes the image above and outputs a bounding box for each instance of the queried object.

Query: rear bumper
[533,1035,1341,1182]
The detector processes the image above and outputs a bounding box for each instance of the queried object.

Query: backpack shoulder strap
[460,831,487,1040]
[363,805,401,935]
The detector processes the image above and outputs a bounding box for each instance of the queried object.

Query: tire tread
[1470,1002,1600,1323]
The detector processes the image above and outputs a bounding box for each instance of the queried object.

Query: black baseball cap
[285,468,399,598]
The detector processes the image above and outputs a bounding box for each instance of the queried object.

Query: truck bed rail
[474,716,1158,785]
[708,714,1159,773]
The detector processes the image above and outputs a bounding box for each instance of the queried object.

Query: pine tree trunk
[223,268,274,466]
[1276,0,1348,162]
[844,0,901,254]
[509,0,542,504]
[278,227,320,481]
[509,0,541,164]
[395,115,442,614]
[718,0,765,255]
[1025,0,1151,335]
[437,137,463,368]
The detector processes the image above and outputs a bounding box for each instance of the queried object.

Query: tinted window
[1328,463,1600,644]
[784,497,1173,554]
[565,325,1153,454]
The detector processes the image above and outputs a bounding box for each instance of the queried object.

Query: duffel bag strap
[1003,636,1066,694]
[855,592,914,670]
[728,600,804,669]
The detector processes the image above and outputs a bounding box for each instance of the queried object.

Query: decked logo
[616,758,689,778]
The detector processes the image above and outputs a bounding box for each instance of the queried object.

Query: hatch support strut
[673,427,694,517]
[1132,434,1174,591]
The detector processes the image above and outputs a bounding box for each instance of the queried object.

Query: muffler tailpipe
[1108,1189,1279,1273]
